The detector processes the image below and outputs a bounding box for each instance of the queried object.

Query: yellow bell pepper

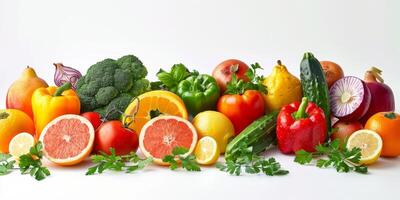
[32,83,80,140]
[262,60,302,112]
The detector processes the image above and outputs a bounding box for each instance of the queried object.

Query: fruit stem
[53,82,72,97]
[295,97,309,120]
[365,67,384,83]
[230,64,239,73]
[277,60,282,66]
[0,112,9,120]
[384,112,397,120]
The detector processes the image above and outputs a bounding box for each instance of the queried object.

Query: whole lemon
[192,111,235,153]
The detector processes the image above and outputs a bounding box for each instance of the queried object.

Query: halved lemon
[346,129,383,165]
[124,90,188,135]
[195,136,220,165]
[8,132,35,158]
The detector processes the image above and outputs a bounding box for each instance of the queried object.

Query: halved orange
[124,90,188,135]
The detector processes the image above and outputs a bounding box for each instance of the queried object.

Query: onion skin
[361,70,395,124]
[53,63,82,90]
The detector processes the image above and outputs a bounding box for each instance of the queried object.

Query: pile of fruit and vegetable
[1,53,399,180]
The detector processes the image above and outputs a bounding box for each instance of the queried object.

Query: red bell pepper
[277,97,327,154]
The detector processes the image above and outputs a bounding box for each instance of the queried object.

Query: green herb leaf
[162,147,201,172]
[218,145,288,176]
[172,147,189,155]
[156,64,195,92]
[294,150,313,165]
[86,148,152,175]
[225,62,267,95]
[0,154,15,176]
[18,141,51,181]
[294,139,368,174]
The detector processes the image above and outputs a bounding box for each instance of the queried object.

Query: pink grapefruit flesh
[40,114,94,166]
[139,116,197,165]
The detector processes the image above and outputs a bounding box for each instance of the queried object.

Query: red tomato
[81,112,102,130]
[217,90,265,135]
[212,59,249,92]
[94,121,139,156]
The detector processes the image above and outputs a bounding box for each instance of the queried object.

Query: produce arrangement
[0,53,399,181]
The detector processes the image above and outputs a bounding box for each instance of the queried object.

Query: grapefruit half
[139,116,197,165]
[40,114,95,166]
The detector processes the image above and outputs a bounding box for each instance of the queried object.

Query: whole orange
[365,112,400,157]
[0,109,35,153]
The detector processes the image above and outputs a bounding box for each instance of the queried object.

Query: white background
[1,0,399,200]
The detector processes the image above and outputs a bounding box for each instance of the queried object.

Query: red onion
[53,63,82,90]
[360,67,395,123]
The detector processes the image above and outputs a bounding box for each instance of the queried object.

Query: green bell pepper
[177,74,220,116]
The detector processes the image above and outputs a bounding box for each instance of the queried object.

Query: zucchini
[300,52,331,131]
[225,112,278,161]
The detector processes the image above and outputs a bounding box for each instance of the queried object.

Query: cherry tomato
[94,121,139,156]
[81,112,102,130]
[212,59,249,92]
[217,90,265,135]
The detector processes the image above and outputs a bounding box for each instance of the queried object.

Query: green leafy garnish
[18,141,51,181]
[162,147,201,172]
[217,146,288,176]
[86,148,153,175]
[294,139,368,174]
[225,63,267,95]
[0,153,15,175]
[155,64,198,92]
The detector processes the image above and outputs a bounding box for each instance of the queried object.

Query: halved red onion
[329,76,371,121]
[54,63,82,90]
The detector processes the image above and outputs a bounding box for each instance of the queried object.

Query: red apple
[212,59,249,92]
[331,121,363,145]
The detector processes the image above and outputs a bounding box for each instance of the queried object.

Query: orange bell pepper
[32,83,80,140]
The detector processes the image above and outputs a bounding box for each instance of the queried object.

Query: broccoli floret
[95,86,119,106]
[131,78,150,97]
[117,55,148,80]
[104,94,133,120]
[77,55,150,120]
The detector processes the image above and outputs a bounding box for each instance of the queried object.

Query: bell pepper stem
[54,82,72,97]
[295,97,308,120]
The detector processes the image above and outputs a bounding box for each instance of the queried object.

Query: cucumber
[225,112,278,161]
[300,52,331,131]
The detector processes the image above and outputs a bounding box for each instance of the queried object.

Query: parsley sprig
[18,141,51,181]
[225,63,267,95]
[0,153,16,175]
[217,146,289,176]
[294,139,368,174]
[86,148,153,175]
[162,147,201,172]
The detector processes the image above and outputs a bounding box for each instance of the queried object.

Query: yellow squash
[32,83,80,140]
[263,60,302,112]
